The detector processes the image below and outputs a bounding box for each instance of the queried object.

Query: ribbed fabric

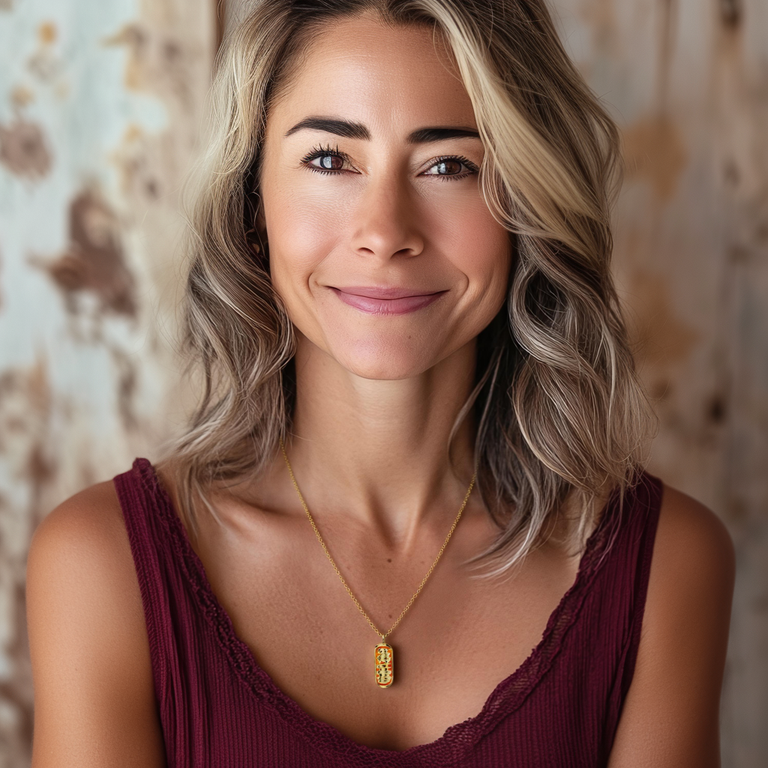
[113,458,662,768]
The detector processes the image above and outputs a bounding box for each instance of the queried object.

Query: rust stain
[0,356,53,491]
[124,123,143,143]
[38,21,57,45]
[111,124,163,202]
[104,24,148,91]
[103,21,191,106]
[27,355,51,414]
[10,86,34,108]
[621,115,687,201]
[37,191,137,316]
[0,118,52,180]
[27,441,55,490]
[625,268,700,372]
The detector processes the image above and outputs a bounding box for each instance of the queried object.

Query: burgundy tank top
[113,458,662,767]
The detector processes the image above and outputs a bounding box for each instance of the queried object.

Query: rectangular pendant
[375,642,394,688]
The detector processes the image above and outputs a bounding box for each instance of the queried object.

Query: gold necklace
[279,436,476,688]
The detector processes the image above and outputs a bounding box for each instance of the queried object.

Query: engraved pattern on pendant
[375,643,394,687]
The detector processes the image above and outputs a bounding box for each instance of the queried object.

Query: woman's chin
[328,341,440,381]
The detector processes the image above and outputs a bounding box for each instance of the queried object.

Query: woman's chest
[192,509,581,751]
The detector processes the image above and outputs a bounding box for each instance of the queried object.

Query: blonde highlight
[158,0,656,577]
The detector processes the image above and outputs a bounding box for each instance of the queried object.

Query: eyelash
[299,144,479,181]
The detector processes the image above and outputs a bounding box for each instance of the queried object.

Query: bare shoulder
[27,480,166,767]
[27,480,141,654]
[607,481,735,768]
[29,479,129,565]
[652,483,735,587]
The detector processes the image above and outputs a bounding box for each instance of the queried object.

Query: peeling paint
[36,190,137,317]
[13,0,768,766]
[0,2,213,764]
[0,118,52,180]
[104,23,148,90]
[104,20,195,107]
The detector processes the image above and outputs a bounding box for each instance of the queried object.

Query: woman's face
[259,14,512,380]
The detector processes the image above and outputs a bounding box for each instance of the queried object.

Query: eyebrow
[284,117,480,143]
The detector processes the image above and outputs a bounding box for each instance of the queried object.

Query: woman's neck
[284,333,480,544]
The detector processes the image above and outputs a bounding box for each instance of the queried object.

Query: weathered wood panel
[554,1,768,765]
[0,0,765,766]
[0,1,214,765]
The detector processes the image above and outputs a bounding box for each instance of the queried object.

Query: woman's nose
[348,174,425,261]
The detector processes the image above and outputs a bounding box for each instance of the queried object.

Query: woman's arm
[607,484,736,767]
[26,481,166,768]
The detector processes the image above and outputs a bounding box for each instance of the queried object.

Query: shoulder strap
[618,469,663,699]
[585,467,662,754]
[112,457,184,707]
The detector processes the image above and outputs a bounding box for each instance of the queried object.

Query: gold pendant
[375,641,394,688]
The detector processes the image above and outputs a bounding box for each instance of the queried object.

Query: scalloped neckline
[138,458,620,765]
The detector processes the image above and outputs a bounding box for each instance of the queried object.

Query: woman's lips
[329,286,447,315]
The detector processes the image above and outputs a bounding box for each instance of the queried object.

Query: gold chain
[279,436,476,642]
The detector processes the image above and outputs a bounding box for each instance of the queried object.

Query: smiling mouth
[328,286,448,315]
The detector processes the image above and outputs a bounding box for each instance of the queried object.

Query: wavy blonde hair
[159,0,655,577]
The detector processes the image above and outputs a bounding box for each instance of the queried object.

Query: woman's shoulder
[27,480,135,609]
[606,480,735,766]
[30,478,127,554]
[26,476,144,655]
[642,479,735,644]
[26,477,165,766]
[652,481,735,588]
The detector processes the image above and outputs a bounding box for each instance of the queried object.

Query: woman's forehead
[266,15,477,138]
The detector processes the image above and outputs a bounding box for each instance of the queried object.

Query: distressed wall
[0,0,766,766]
[0,0,214,765]
[553,0,768,765]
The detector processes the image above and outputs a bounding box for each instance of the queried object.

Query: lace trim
[132,457,628,767]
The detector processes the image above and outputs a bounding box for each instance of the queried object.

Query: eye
[300,145,351,175]
[422,155,479,180]
[313,154,345,171]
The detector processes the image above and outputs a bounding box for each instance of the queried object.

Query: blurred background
[0,0,766,765]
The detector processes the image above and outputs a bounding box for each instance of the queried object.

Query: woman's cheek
[268,188,344,276]
[264,196,349,346]
[436,196,511,296]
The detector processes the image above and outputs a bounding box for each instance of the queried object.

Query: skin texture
[26,14,735,766]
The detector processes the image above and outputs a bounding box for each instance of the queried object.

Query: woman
[26,1,735,766]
